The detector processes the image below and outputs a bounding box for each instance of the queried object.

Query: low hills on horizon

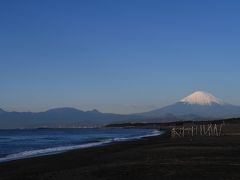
[1,91,240,128]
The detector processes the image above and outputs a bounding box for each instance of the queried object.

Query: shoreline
[0,128,163,164]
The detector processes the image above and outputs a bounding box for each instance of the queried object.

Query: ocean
[0,128,161,163]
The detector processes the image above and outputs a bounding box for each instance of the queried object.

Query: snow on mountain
[180,91,224,105]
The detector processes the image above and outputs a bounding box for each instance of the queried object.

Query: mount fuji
[139,91,240,120]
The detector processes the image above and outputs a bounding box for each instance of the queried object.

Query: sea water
[0,128,161,163]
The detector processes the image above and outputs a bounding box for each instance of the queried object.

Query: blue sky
[1,0,240,114]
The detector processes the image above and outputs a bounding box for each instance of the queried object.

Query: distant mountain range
[1,91,240,128]
[0,107,142,129]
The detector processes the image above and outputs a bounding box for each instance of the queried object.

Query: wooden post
[171,128,175,138]
[213,124,218,136]
[219,124,223,136]
[209,124,212,136]
[203,125,206,135]
[182,127,185,137]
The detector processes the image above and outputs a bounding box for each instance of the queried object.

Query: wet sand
[0,131,240,180]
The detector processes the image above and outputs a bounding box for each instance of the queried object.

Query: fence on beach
[171,123,224,138]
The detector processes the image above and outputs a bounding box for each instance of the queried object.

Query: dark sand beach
[1,121,240,180]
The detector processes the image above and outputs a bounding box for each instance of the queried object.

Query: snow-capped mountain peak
[180,91,224,105]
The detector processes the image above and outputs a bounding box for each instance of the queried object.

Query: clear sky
[1,0,240,114]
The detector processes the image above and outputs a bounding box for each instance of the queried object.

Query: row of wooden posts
[171,123,224,138]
